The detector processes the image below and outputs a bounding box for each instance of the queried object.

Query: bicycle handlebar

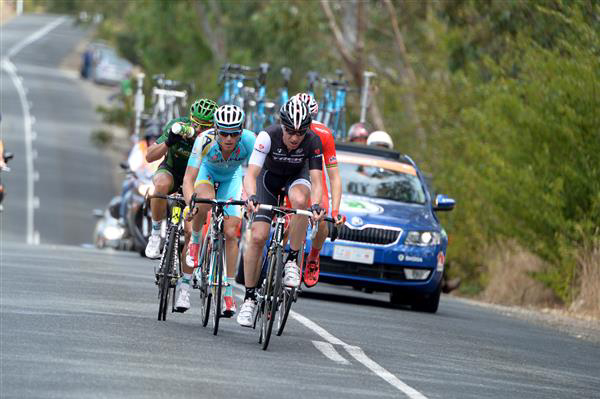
[190,194,246,208]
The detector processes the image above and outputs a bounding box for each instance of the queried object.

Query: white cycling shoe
[283,260,300,288]
[174,281,191,312]
[145,235,162,259]
[237,299,256,327]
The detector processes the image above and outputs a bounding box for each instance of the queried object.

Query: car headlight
[405,231,441,246]
[103,225,125,240]
[137,183,154,196]
[404,268,431,280]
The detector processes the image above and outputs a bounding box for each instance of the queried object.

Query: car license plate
[332,245,374,265]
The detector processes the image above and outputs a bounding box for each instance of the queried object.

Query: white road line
[312,341,350,365]
[2,58,36,244]
[1,17,67,245]
[233,286,429,398]
[344,345,428,399]
[290,310,346,345]
[6,17,67,58]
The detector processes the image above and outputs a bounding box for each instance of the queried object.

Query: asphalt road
[1,14,113,245]
[1,14,599,399]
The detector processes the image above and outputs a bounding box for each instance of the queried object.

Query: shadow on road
[298,287,412,311]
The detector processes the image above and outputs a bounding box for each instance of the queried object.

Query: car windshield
[339,161,426,204]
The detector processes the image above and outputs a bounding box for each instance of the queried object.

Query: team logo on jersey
[328,155,337,163]
[314,148,321,155]
[258,144,264,150]
[295,148,304,154]
[276,148,284,154]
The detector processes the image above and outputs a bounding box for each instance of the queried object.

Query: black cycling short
[254,164,310,223]
[155,160,184,194]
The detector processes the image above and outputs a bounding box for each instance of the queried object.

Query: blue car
[307,143,455,313]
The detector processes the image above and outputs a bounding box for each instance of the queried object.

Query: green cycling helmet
[190,98,218,124]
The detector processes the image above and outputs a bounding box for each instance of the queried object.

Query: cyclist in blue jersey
[178,105,256,314]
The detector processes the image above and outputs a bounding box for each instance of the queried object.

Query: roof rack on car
[335,142,413,164]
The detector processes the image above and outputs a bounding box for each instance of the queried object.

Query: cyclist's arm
[146,132,169,162]
[183,133,207,204]
[327,166,342,213]
[183,166,198,205]
[245,131,270,198]
[309,169,323,207]
[308,134,324,207]
[0,140,5,167]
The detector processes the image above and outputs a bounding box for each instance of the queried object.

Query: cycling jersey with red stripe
[285,121,336,212]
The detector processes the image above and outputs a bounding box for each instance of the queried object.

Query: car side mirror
[119,161,129,170]
[433,194,455,211]
[93,209,104,218]
[4,152,14,161]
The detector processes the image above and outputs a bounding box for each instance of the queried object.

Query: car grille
[336,226,401,245]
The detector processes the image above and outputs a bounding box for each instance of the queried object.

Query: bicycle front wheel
[199,236,211,327]
[260,245,283,350]
[158,227,177,321]
[211,236,225,336]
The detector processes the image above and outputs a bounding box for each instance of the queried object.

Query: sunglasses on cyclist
[283,126,307,137]
[218,130,242,138]
[191,118,213,130]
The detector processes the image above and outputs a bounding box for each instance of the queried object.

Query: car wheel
[412,284,441,313]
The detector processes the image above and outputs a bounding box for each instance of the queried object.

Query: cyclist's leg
[216,173,244,315]
[305,187,329,287]
[186,165,215,270]
[282,167,311,288]
[217,173,243,280]
[238,170,280,326]
[145,167,174,258]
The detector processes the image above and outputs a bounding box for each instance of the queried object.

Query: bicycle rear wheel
[211,236,224,335]
[158,227,176,321]
[260,245,283,350]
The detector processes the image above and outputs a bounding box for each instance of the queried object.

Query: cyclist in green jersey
[145,98,218,259]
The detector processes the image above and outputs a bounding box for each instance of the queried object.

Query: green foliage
[37,0,600,305]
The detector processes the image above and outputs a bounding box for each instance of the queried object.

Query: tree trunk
[383,0,427,156]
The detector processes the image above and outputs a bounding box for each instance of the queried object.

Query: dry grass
[479,240,560,307]
[571,239,600,318]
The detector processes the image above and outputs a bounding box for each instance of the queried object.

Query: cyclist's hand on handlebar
[245,194,259,213]
[309,204,325,223]
[331,210,346,226]
[183,205,195,222]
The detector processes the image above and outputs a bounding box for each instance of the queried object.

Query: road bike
[150,74,190,127]
[250,204,334,350]
[277,66,292,109]
[319,70,349,139]
[191,194,246,335]
[146,193,186,321]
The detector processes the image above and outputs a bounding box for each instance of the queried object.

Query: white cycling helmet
[367,131,393,149]
[293,92,318,117]
[214,104,245,132]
